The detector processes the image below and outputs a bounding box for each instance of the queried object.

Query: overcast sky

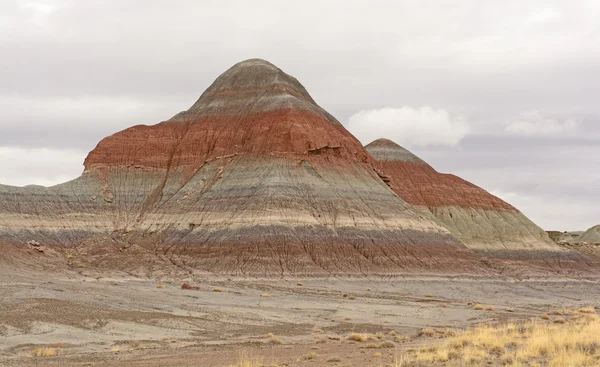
[1,0,599,231]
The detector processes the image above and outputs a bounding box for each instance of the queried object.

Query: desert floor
[1,266,599,367]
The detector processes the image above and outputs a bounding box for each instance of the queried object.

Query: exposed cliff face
[0,59,485,276]
[365,139,589,268]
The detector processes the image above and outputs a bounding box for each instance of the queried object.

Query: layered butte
[365,139,588,266]
[0,59,483,276]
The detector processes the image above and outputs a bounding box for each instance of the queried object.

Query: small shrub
[373,352,382,357]
[297,282,303,286]
[485,305,495,311]
[553,317,565,324]
[326,356,341,362]
[213,287,223,292]
[473,304,484,310]
[366,343,379,349]
[156,284,164,289]
[541,314,550,320]
[77,264,85,268]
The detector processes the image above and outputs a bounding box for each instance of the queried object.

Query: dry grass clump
[33,347,59,357]
[297,282,303,286]
[267,333,284,345]
[156,284,164,289]
[578,307,596,314]
[261,293,271,297]
[326,356,341,362]
[473,304,483,310]
[418,327,456,338]
[394,335,410,343]
[373,351,382,358]
[380,340,396,348]
[396,308,600,366]
[484,305,495,311]
[347,333,368,342]
[213,287,223,292]
[228,354,279,367]
[301,352,317,360]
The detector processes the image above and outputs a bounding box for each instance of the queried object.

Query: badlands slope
[365,139,590,269]
[0,59,484,276]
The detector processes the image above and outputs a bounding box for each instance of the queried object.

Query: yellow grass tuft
[156,284,164,289]
[297,282,303,286]
[395,308,600,366]
[577,307,596,314]
[484,305,495,311]
[261,293,271,297]
[213,287,223,292]
[473,304,484,310]
[373,351,382,357]
[347,333,367,342]
[266,332,284,345]
[301,352,317,360]
[228,354,278,367]
[34,347,59,357]
[326,356,341,362]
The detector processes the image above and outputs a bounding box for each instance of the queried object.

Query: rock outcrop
[554,226,600,262]
[365,139,588,267]
[0,59,484,276]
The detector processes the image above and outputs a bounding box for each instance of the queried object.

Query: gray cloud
[1,0,599,230]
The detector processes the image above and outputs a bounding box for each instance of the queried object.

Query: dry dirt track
[1,265,599,367]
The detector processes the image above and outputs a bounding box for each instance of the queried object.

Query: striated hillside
[0,59,485,276]
[365,139,590,269]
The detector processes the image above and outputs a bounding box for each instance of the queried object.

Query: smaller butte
[365,138,589,268]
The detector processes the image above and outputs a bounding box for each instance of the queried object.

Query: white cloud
[504,110,579,136]
[347,106,470,147]
[0,147,85,187]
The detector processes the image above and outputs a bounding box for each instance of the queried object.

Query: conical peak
[365,139,425,163]
[186,58,317,114]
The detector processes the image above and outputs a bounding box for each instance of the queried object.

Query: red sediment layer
[85,109,371,172]
[366,139,516,211]
[377,160,516,211]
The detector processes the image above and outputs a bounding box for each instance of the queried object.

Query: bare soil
[1,265,599,366]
